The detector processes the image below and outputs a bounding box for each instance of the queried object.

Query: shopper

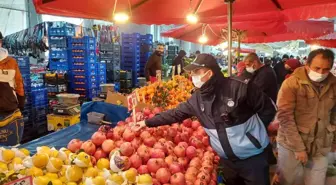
[284,59,302,79]
[144,43,164,83]
[244,53,278,103]
[172,50,186,75]
[0,31,25,146]
[133,54,276,185]
[274,54,289,88]
[276,49,336,185]
[195,50,200,57]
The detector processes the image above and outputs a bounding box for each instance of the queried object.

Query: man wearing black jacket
[144,44,164,83]
[274,54,289,88]
[133,54,276,185]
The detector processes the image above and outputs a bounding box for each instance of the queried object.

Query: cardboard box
[47,114,80,131]
[105,90,152,110]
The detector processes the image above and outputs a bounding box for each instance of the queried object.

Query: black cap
[184,53,219,71]
[282,54,289,59]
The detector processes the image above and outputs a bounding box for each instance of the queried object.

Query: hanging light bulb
[198,34,208,44]
[186,13,198,24]
[113,12,129,23]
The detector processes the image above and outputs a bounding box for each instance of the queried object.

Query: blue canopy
[18,101,129,154]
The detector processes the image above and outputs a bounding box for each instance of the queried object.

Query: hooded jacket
[145,65,276,160]
[277,67,336,157]
[0,48,25,114]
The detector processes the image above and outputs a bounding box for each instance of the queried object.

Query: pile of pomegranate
[67,107,220,185]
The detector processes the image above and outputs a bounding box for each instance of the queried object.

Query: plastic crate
[15,56,30,68]
[86,56,96,63]
[32,105,48,118]
[49,27,75,36]
[99,43,113,51]
[86,50,96,57]
[70,49,86,57]
[97,68,106,76]
[122,55,141,60]
[19,68,30,75]
[122,33,141,38]
[49,36,67,48]
[140,34,153,40]
[98,74,107,81]
[50,49,68,59]
[100,53,114,60]
[49,61,68,71]
[31,88,48,103]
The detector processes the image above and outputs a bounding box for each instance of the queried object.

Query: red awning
[305,33,336,48]
[33,0,336,24]
[161,21,334,45]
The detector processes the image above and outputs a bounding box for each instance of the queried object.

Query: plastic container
[56,93,80,106]
[100,84,115,93]
[87,112,105,124]
[138,77,146,87]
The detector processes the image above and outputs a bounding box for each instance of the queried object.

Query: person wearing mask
[244,53,278,103]
[0,31,25,146]
[133,54,276,185]
[172,50,186,75]
[276,49,336,185]
[145,44,164,83]
[274,54,289,88]
[284,59,302,79]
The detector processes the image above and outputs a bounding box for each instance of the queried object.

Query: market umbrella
[305,33,336,48]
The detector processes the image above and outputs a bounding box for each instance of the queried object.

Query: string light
[113,12,129,23]
[186,14,198,24]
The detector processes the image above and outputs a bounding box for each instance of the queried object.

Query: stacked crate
[139,34,153,77]
[68,36,98,99]
[166,46,179,65]
[99,43,120,85]
[121,33,141,87]
[48,22,75,71]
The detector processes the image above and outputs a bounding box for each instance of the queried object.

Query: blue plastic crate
[122,33,141,38]
[97,68,106,76]
[49,61,68,71]
[71,70,86,76]
[32,105,48,118]
[114,82,120,92]
[86,56,96,63]
[49,36,67,48]
[50,49,68,59]
[86,50,96,57]
[15,56,30,68]
[122,55,141,60]
[70,49,86,57]
[49,27,75,36]
[33,116,47,126]
[140,34,153,40]
[97,63,106,69]
[68,36,96,44]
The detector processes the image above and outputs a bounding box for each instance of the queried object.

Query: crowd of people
[138,47,336,185]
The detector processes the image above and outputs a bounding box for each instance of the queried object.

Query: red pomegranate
[94,148,107,160]
[156,168,171,184]
[165,155,177,165]
[167,127,178,138]
[174,145,186,157]
[174,134,182,144]
[191,120,201,130]
[106,129,114,140]
[119,142,134,157]
[144,136,156,147]
[130,154,142,169]
[101,139,115,153]
[131,137,142,149]
[169,163,182,174]
[152,107,162,115]
[143,107,152,116]
[182,119,192,128]
[91,131,106,146]
[178,157,189,168]
[170,172,186,185]
[98,125,111,133]
[140,131,151,139]
[81,140,96,155]
[123,128,136,142]
[185,146,197,159]
[138,165,149,174]
[154,142,167,154]
[147,159,162,173]
[197,172,211,183]
[67,139,83,153]
[151,149,166,159]
[189,137,203,149]
[178,142,188,149]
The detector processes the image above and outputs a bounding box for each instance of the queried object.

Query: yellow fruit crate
[47,114,80,131]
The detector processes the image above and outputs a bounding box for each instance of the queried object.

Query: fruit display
[0,107,219,185]
[137,75,194,110]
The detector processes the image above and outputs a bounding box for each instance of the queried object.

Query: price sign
[4,176,33,185]
[156,70,162,82]
[127,93,138,111]
[172,66,175,77]
[177,64,181,75]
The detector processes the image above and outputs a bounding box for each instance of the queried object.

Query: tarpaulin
[33,0,336,24]
[18,102,129,154]
[305,33,336,48]
[161,20,334,45]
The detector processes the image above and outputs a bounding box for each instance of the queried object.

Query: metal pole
[225,0,234,76]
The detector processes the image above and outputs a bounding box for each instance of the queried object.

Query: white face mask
[308,69,328,82]
[192,71,209,88]
[246,66,256,73]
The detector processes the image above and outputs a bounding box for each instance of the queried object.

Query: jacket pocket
[246,132,262,149]
[0,82,18,112]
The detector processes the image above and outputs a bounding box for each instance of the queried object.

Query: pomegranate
[106,129,114,140]
[156,168,171,184]
[152,178,160,185]
[143,107,152,116]
[94,148,107,160]
[148,114,155,119]
[147,159,162,173]
[182,119,192,128]
[180,132,189,142]
[186,167,198,176]
[81,140,96,155]
[123,128,136,142]
[189,158,201,168]
[174,146,186,157]
[197,172,211,182]
[169,163,182,174]
[130,154,142,169]
[140,131,151,139]
[170,172,186,185]
[98,125,111,133]
[144,136,156,147]
[101,139,115,153]
[189,137,203,149]
[151,149,166,159]
[185,173,195,183]
[152,107,162,115]
[165,155,177,165]
[115,140,124,148]
[113,129,122,140]
[138,165,149,174]
[117,121,126,126]
[191,120,201,130]
[178,142,188,149]
[120,142,134,157]
[131,137,142,149]
[91,131,106,146]
[178,157,189,169]
[167,127,178,138]
[174,134,182,144]
[121,156,131,170]
[67,139,83,153]
[194,179,207,185]
[154,142,168,154]
[185,146,197,159]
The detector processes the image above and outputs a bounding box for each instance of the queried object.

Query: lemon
[109,173,124,185]
[137,174,153,184]
[34,176,51,185]
[67,182,77,185]
[37,146,51,155]
[49,149,59,158]
[66,165,83,182]
[96,158,109,170]
[45,172,58,180]
[59,176,67,183]
[93,176,105,185]
[27,166,44,177]
[12,157,22,164]
[84,167,98,178]
[0,161,8,171]
[51,179,63,185]
[123,168,137,183]
[47,157,63,172]
[2,149,15,162]
[19,148,30,156]
[32,153,49,168]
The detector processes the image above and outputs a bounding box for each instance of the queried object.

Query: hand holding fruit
[131,121,146,132]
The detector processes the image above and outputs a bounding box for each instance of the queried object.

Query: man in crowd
[134,54,276,185]
[277,49,336,185]
[274,54,290,88]
[145,43,164,83]
[0,31,25,146]
[243,53,278,103]
[195,50,200,57]
[172,50,186,75]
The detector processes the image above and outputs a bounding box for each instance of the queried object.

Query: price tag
[172,66,175,77]
[127,93,138,111]
[177,64,181,75]
[156,70,162,82]
[4,176,33,185]
[57,109,64,113]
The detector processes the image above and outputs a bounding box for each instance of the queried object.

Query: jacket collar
[292,66,336,86]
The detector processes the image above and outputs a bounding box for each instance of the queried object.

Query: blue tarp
[18,102,129,154]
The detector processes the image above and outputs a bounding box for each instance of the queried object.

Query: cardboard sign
[4,176,33,185]
[127,93,138,111]
[105,90,153,110]
[172,66,175,77]
[156,70,162,82]
[177,64,181,75]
